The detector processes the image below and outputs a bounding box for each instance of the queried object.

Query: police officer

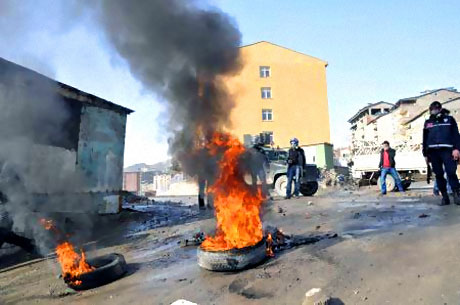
[423,101,460,205]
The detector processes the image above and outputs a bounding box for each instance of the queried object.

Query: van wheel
[300,182,319,196]
[274,175,292,197]
[378,175,396,192]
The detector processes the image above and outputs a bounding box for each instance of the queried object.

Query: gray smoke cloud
[0,0,246,257]
[92,0,242,180]
[0,59,97,254]
[0,2,103,256]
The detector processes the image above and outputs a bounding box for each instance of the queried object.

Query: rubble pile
[319,169,357,190]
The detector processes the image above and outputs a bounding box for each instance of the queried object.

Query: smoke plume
[93,0,242,180]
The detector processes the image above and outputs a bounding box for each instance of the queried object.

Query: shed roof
[0,57,133,115]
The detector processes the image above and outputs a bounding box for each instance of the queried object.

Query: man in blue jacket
[423,101,460,205]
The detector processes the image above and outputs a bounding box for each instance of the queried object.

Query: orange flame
[55,242,95,285]
[40,218,94,285]
[200,133,265,251]
[266,233,274,257]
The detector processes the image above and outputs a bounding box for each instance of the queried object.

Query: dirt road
[1,187,459,305]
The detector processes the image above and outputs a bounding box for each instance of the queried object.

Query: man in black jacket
[285,138,306,199]
[423,101,460,205]
[379,141,405,195]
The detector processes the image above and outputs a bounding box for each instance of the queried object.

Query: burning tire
[66,253,127,290]
[197,239,266,271]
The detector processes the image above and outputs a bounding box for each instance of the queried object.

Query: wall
[402,90,460,123]
[302,145,317,164]
[302,143,333,169]
[226,42,330,148]
[123,172,140,194]
[316,143,334,169]
[77,106,127,192]
[406,98,460,146]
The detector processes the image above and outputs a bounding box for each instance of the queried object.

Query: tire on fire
[66,253,127,290]
[197,239,266,271]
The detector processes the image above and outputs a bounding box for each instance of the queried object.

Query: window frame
[261,87,272,99]
[262,109,273,121]
[259,66,271,78]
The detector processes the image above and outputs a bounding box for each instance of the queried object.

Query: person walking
[379,141,405,195]
[423,101,460,205]
[285,138,305,199]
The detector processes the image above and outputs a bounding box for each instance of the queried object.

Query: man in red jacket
[379,141,405,195]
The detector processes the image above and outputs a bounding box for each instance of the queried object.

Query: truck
[244,133,320,196]
[351,144,427,191]
[248,145,320,197]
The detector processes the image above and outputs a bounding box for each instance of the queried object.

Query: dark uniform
[423,107,460,205]
[286,138,306,198]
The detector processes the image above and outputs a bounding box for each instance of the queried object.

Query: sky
[1,0,460,167]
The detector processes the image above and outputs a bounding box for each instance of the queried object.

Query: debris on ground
[121,191,151,204]
[170,300,198,305]
[319,168,356,190]
[302,288,335,305]
[179,231,205,247]
[265,226,338,254]
[48,285,76,298]
[419,214,430,218]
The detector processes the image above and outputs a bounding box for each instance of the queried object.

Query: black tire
[197,239,266,271]
[402,180,411,190]
[66,253,127,290]
[300,182,319,196]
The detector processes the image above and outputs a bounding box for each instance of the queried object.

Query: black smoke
[92,0,242,180]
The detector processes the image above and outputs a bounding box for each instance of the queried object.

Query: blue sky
[1,0,460,166]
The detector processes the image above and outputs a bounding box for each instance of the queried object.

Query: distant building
[226,41,333,169]
[348,101,394,149]
[334,146,352,167]
[0,57,133,213]
[349,88,460,155]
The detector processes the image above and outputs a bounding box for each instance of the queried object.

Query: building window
[261,87,272,99]
[263,131,274,143]
[262,109,273,121]
[260,66,271,78]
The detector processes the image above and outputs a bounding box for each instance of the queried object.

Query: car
[253,146,320,197]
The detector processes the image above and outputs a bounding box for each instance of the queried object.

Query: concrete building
[0,57,133,213]
[226,41,333,169]
[402,96,460,145]
[348,101,394,149]
[349,88,460,155]
[334,146,352,167]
